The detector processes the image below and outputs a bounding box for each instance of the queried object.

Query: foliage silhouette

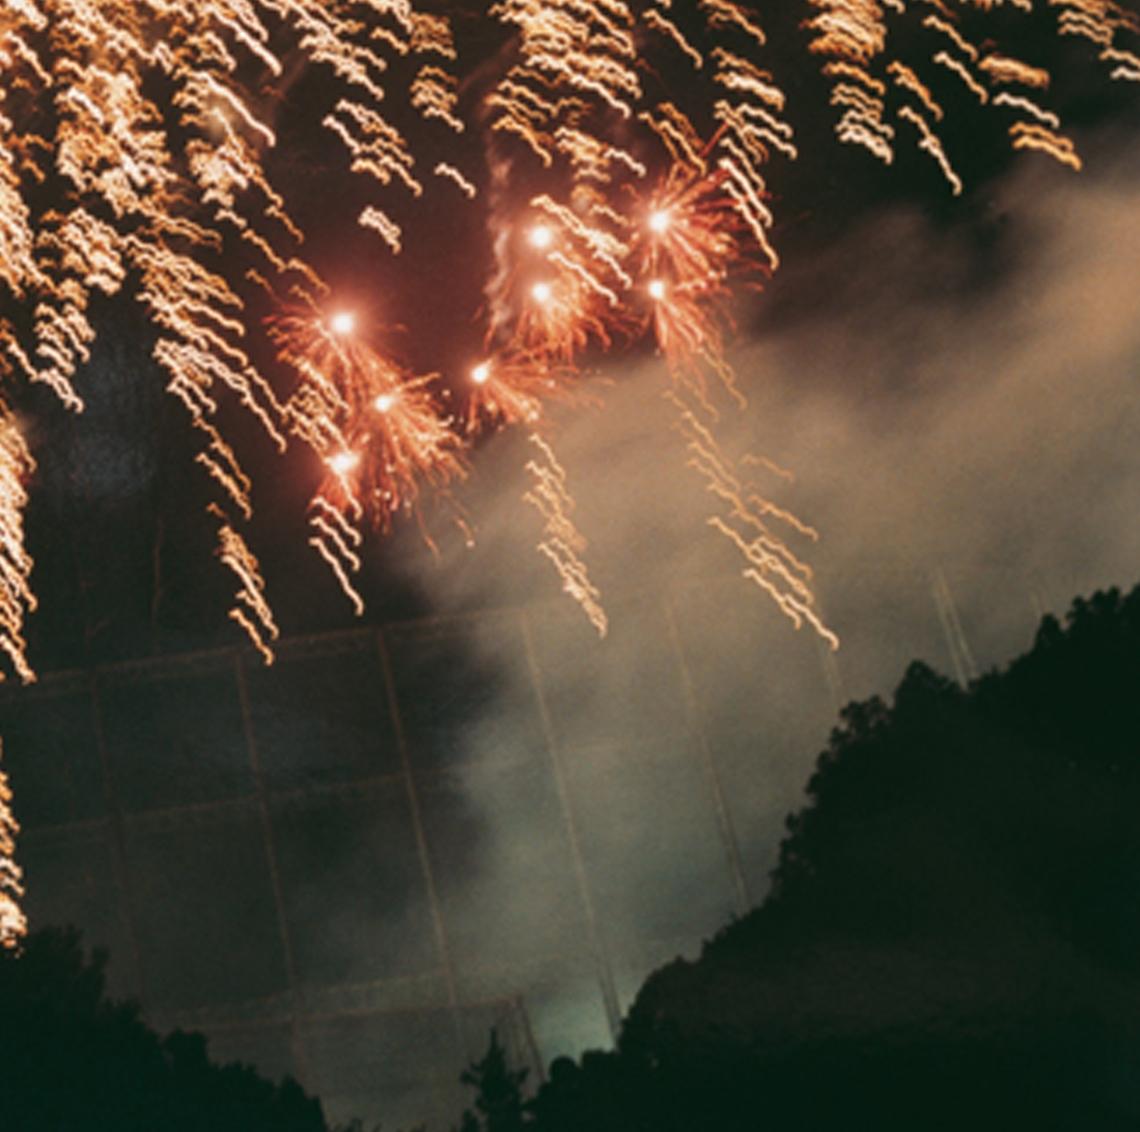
[0,927,327,1132]
[454,1030,528,1132]
[457,583,1140,1131]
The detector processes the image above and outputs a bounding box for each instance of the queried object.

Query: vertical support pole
[661,594,751,916]
[87,674,148,1007]
[518,610,622,1040]
[374,628,467,1056]
[1027,572,1051,627]
[932,567,979,686]
[232,651,312,1087]
[514,994,546,1086]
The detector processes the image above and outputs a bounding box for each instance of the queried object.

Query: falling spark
[0,742,26,950]
[211,505,279,665]
[0,401,36,685]
[899,106,963,193]
[643,8,705,70]
[523,433,607,636]
[979,53,1052,88]
[0,0,1132,676]
[1009,119,1083,168]
[993,91,1062,128]
[434,162,477,197]
[668,390,838,649]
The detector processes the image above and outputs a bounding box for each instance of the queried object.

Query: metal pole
[518,609,622,1039]
[374,628,467,1056]
[514,994,546,1086]
[661,593,751,916]
[232,651,312,1086]
[87,674,149,1007]
[932,567,978,685]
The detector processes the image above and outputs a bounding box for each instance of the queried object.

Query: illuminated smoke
[0,0,1134,675]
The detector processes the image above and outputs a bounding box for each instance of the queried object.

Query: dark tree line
[3,582,1137,1130]
[0,928,326,1132]
[458,584,1140,1131]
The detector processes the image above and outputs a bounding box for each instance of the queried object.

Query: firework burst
[0,0,1134,675]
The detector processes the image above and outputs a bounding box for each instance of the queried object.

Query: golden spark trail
[434,162,477,198]
[643,8,704,69]
[978,53,1052,88]
[411,65,464,132]
[923,14,980,61]
[1102,46,1140,81]
[889,61,944,119]
[932,50,990,102]
[0,742,26,949]
[993,91,1062,128]
[211,506,279,665]
[523,433,607,636]
[0,0,1132,677]
[899,105,962,192]
[701,0,767,45]
[309,500,366,618]
[1009,119,1083,168]
[668,390,836,648]
[0,401,35,685]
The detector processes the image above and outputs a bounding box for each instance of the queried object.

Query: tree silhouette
[454,1030,528,1132]
[460,583,1140,1131]
[0,927,327,1132]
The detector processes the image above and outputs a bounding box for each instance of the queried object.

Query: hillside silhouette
[458,583,1140,1131]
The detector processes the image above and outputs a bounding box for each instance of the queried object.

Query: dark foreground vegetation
[2,584,1137,1130]
[457,584,1140,1132]
[0,928,325,1131]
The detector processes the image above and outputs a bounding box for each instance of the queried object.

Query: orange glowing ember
[329,450,361,477]
[528,225,554,250]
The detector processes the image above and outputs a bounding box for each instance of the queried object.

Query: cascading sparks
[0,0,1134,677]
[0,400,35,685]
[0,741,26,949]
[523,432,608,637]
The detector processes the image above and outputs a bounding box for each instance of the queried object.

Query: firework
[0,741,26,949]
[524,433,608,636]
[269,306,467,602]
[271,308,466,525]
[0,402,35,685]
[0,0,1133,675]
